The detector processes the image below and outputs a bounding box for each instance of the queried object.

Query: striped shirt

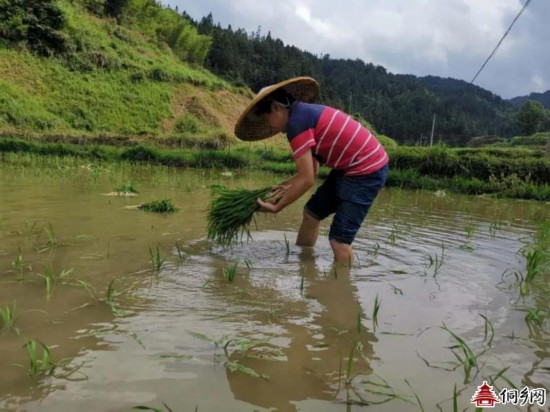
[286,102,388,176]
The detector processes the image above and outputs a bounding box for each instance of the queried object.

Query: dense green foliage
[1,0,549,151]
[1,138,549,201]
[510,90,550,110]
[0,0,237,138]
[188,13,550,145]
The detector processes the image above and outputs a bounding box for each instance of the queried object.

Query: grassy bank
[0,0,250,141]
[1,137,550,201]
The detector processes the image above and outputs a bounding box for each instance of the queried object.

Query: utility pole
[429,114,436,146]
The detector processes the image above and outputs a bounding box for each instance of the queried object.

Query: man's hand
[257,197,280,213]
[256,149,316,214]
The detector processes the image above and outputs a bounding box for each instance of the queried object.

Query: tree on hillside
[0,0,68,56]
[515,100,548,135]
[104,0,130,23]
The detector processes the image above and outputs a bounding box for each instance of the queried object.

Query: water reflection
[223,248,376,411]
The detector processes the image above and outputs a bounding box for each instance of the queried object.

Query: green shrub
[174,113,202,134]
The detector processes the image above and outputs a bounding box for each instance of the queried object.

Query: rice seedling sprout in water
[356,303,363,334]
[11,250,25,279]
[19,340,74,378]
[372,294,381,330]
[425,243,445,277]
[441,322,478,383]
[45,222,57,248]
[132,402,174,412]
[149,244,165,271]
[101,279,125,316]
[0,301,17,332]
[207,186,272,246]
[40,265,55,300]
[465,223,476,239]
[175,242,186,263]
[284,233,290,255]
[223,260,239,283]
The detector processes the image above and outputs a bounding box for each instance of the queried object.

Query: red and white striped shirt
[286,102,388,176]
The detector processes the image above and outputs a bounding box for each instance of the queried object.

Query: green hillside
[0,0,251,145]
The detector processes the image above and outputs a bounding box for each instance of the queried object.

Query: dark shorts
[304,164,388,245]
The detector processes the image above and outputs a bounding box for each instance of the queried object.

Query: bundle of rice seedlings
[207,186,275,246]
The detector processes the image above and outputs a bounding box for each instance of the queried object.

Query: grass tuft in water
[139,199,178,213]
[114,181,138,194]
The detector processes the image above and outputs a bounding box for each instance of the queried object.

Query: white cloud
[168,0,548,98]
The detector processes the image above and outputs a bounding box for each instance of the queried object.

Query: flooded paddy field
[0,154,549,411]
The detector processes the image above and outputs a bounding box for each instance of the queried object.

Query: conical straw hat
[234,77,320,141]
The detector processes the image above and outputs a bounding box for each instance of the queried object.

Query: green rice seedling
[522,247,548,283]
[479,314,494,348]
[148,244,165,272]
[0,301,17,332]
[139,199,178,213]
[19,340,82,379]
[372,294,381,331]
[465,223,476,239]
[404,379,425,412]
[524,307,549,326]
[40,265,55,300]
[244,258,253,270]
[101,279,125,316]
[488,366,517,390]
[114,181,138,194]
[452,383,458,412]
[174,242,186,263]
[356,303,363,334]
[345,341,359,385]
[132,402,173,412]
[519,219,550,283]
[388,224,399,244]
[207,186,272,246]
[24,220,39,235]
[370,242,380,257]
[425,243,445,277]
[11,251,24,279]
[21,340,60,377]
[45,222,57,248]
[223,337,271,357]
[389,284,403,295]
[300,267,305,296]
[225,360,268,379]
[441,323,478,383]
[284,233,290,255]
[223,260,239,283]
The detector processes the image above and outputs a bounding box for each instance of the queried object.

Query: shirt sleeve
[286,110,316,159]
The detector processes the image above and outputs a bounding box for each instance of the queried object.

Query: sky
[166,0,548,99]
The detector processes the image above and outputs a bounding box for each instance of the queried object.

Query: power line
[470,0,532,85]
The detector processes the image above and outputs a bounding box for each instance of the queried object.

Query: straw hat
[234,77,320,141]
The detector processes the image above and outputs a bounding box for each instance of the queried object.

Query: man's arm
[257,149,316,213]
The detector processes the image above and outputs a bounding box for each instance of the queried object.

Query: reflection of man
[224,251,376,411]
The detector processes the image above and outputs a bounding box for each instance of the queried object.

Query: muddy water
[0,156,549,411]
